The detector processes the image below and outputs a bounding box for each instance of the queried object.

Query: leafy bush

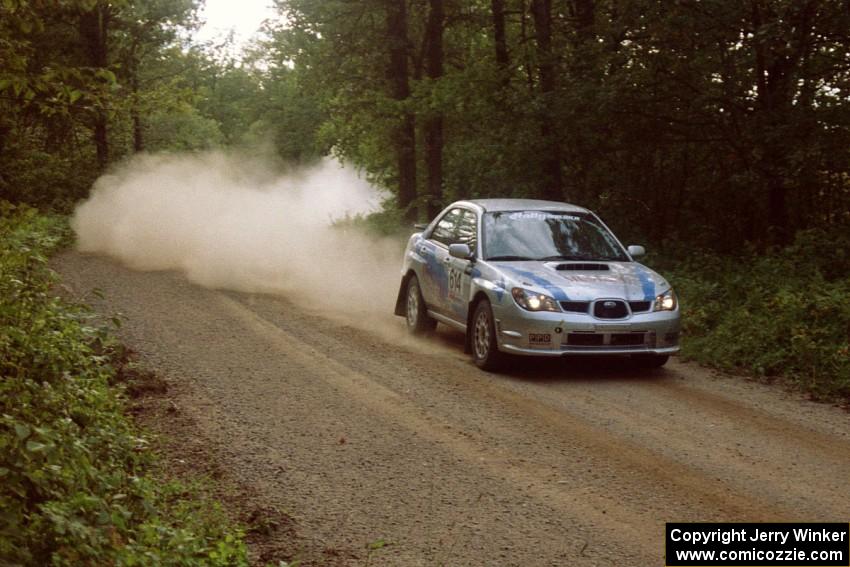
[660,227,850,400]
[0,140,98,210]
[0,203,248,565]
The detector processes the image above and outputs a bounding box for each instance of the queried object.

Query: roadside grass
[0,202,249,565]
[350,209,850,402]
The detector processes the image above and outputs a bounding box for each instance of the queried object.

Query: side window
[430,208,463,246]
[456,210,478,252]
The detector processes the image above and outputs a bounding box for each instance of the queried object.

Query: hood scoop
[555,263,610,271]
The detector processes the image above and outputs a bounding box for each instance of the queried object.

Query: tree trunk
[79,2,110,171]
[767,176,789,243]
[531,0,554,93]
[530,0,563,201]
[425,0,444,219]
[130,59,144,153]
[491,0,509,81]
[92,115,108,170]
[572,0,595,43]
[520,2,535,90]
[750,0,794,244]
[386,0,418,222]
[570,0,595,76]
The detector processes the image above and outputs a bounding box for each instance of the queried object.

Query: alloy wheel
[474,309,490,360]
[406,282,419,328]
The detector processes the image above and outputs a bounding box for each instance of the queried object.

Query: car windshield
[482,210,628,262]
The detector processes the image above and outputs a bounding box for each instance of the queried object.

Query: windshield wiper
[486,255,535,261]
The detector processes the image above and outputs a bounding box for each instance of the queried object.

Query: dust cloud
[71,152,408,325]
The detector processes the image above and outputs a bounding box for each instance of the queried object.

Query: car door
[421,207,463,312]
[445,209,478,322]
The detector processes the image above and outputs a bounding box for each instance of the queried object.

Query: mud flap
[393,275,411,317]
[464,300,475,354]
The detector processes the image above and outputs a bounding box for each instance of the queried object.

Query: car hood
[488,260,669,302]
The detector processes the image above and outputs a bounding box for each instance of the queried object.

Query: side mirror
[413,223,429,231]
[449,243,473,260]
[627,245,646,258]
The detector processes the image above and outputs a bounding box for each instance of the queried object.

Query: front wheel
[471,300,504,371]
[405,276,436,335]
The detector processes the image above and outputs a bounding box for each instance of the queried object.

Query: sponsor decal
[507,211,581,222]
[528,333,552,347]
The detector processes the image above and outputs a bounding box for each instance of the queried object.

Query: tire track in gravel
[485,374,850,521]
[54,252,850,566]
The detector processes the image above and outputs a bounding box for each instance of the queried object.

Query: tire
[470,299,504,371]
[405,276,436,335]
[634,354,669,368]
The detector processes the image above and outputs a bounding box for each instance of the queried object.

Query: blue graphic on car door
[418,240,443,306]
[422,207,462,313]
[431,244,453,314]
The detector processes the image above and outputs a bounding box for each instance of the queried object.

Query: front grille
[628,301,651,313]
[593,300,628,319]
[566,333,604,346]
[560,301,590,313]
[556,263,609,271]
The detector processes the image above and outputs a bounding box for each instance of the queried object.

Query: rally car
[393,199,680,370]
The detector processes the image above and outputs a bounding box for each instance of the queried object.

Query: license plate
[594,324,631,332]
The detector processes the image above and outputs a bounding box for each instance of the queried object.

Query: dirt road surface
[55,252,850,566]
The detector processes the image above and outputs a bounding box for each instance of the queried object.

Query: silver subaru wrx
[393,199,680,370]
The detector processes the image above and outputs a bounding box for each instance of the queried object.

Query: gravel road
[55,252,850,566]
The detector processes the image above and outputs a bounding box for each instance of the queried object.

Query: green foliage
[664,228,850,399]
[0,0,210,206]
[143,103,225,152]
[0,204,248,565]
[0,140,98,209]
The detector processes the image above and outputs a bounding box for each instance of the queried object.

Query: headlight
[653,288,677,311]
[511,287,560,312]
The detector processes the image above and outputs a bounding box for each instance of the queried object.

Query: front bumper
[492,301,681,357]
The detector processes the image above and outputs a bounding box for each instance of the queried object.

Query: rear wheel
[405,276,436,335]
[471,299,504,371]
[634,354,669,368]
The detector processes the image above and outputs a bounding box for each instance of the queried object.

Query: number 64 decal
[448,267,462,297]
